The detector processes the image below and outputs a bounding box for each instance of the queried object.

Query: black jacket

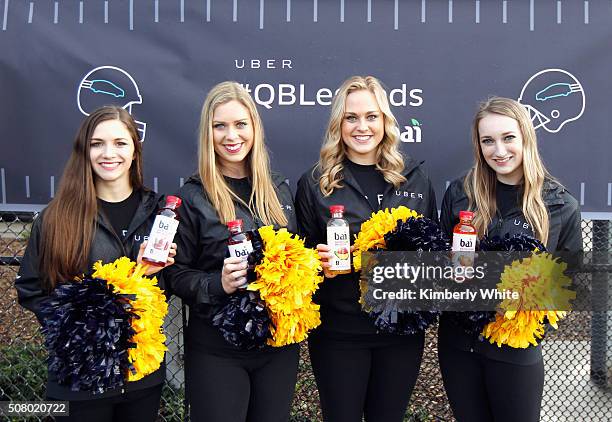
[440,176,582,252]
[438,176,583,364]
[295,157,438,335]
[164,173,297,353]
[15,189,166,400]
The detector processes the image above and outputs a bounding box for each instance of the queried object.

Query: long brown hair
[317,76,406,196]
[465,97,550,243]
[197,81,287,226]
[39,106,143,289]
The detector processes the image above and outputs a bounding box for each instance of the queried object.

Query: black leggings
[49,383,162,422]
[438,345,544,422]
[185,344,299,422]
[308,331,425,422]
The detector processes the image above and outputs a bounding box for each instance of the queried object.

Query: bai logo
[77,65,147,141]
[334,232,348,241]
[400,119,422,143]
[459,238,474,249]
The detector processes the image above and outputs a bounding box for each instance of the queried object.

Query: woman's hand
[137,241,177,276]
[317,244,337,278]
[316,244,336,278]
[221,257,248,294]
[317,243,355,278]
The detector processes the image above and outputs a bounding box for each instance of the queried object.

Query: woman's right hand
[221,257,248,294]
[316,244,337,278]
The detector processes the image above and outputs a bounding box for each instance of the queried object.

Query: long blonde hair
[465,97,550,243]
[317,76,406,196]
[197,81,287,226]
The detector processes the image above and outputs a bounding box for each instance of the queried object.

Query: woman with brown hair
[438,96,582,422]
[15,105,175,421]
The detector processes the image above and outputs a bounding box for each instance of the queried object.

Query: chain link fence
[1,212,610,421]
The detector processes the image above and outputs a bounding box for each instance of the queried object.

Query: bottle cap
[227,219,243,230]
[459,210,474,220]
[330,205,345,214]
[166,195,182,208]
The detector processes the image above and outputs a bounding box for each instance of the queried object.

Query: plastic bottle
[326,205,351,275]
[451,210,477,269]
[142,195,182,267]
[226,219,253,288]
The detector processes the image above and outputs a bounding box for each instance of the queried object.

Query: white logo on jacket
[513,218,531,230]
[394,191,424,199]
[122,230,150,243]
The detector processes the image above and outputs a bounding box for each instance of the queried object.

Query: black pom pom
[361,216,449,334]
[371,303,439,336]
[450,311,497,336]
[212,290,271,350]
[385,217,451,252]
[455,233,546,337]
[40,278,135,394]
[479,232,547,252]
[246,229,265,283]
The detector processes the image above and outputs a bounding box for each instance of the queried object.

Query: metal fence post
[590,220,610,387]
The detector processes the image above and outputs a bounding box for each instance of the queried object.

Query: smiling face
[341,89,385,165]
[478,112,524,185]
[212,100,254,178]
[89,119,135,191]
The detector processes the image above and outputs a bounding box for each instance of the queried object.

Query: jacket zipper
[97,214,129,256]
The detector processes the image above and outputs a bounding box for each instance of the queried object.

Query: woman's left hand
[137,241,178,276]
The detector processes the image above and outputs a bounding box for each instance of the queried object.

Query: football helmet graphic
[518,69,585,134]
[77,66,147,141]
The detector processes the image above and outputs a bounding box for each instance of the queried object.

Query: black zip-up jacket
[164,173,297,353]
[440,176,582,252]
[15,189,166,400]
[295,157,438,335]
[438,176,582,364]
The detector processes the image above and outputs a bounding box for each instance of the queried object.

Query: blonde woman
[295,76,438,422]
[438,97,582,422]
[165,82,298,422]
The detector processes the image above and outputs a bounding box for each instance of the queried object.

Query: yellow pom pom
[92,258,168,381]
[249,226,324,346]
[353,206,421,270]
[483,311,546,348]
[482,252,573,348]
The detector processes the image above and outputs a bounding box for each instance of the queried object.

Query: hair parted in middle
[464,96,551,244]
[317,75,406,196]
[39,105,144,289]
[197,81,288,226]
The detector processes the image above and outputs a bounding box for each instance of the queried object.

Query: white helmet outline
[518,68,585,134]
[76,65,147,141]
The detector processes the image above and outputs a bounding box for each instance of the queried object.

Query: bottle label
[143,215,179,263]
[451,233,477,273]
[228,240,254,261]
[452,233,477,252]
[327,227,351,271]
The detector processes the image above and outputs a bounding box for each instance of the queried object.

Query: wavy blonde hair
[465,97,550,244]
[317,76,406,196]
[197,81,287,226]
